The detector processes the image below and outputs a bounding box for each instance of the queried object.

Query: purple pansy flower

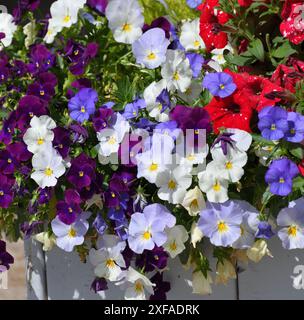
[68,88,98,123]
[0,175,15,208]
[143,17,171,39]
[92,107,115,132]
[186,53,204,78]
[67,153,96,190]
[211,132,236,156]
[156,89,171,113]
[170,105,212,133]
[128,204,176,254]
[136,247,169,272]
[123,98,146,119]
[198,201,243,247]
[87,0,108,14]
[7,142,31,164]
[38,188,52,205]
[0,240,14,271]
[21,221,43,239]
[13,0,40,23]
[16,95,47,131]
[285,112,304,143]
[202,72,237,98]
[155,121,180,140]
[150,272,171,300]
[265,158,299,196]
[258,106,289,141]
[27,72,57,102]
[53,127,71,158]
[91,277,108,293]
[28,44,55,74]
[57,189,82,225]
[132,28,170,69]
[70,124,89,143]
[256,221,275,239]
[0,150,17,175]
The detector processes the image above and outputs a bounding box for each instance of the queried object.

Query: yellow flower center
[79,171,84,177]
[217,221,228,233]
[149,163,158,172]
[44,167,53,176]
[7,158,12,164]
[187,154,196,161]
[108,136,116,145]
[190,199,199,211]
[147,52,156,60]
[63,15,71,23]
[194,40,200,47]
[142,231,151,240]
[29,112,34,118]
[0,191,4,196]
[40,90,45,96]
[74,50,79,56]
[111,192,116,198]
[106,259,115,268]
[169,241,177,251]
[122,23,132,32]
[290,128,295,134]
[194,129,200,135]
[37,138,44,145]
[68,228,77,238]
[271,124,276,131]
[220,84,225,89]
[168,179,176,190]
[213,181,221,192]
[225,161,233,170]
[68,207,73,213]
[288,225,297,237]
[279,177,285,184]
[80,106,86,113]
[135,281,143,292]
[173,72,180,81]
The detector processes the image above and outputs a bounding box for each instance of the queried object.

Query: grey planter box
[25,238,304,300]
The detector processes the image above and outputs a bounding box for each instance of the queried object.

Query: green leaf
[293,176,304,192]
[248,38,265,62]
[272,41,297,59]
[225,52,256,66]
[290,146,304,159]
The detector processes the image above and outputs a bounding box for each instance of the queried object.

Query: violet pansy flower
[285,112,304,143]
[202,72,237,98]
[128,204,176,254]
[56,189,82,225]
[198,201,243,247]
[68,88,98,123]
[265,158,299,196]
[258,106,289,141]
[132,28,170,69]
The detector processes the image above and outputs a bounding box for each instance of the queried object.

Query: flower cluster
[0,0,303,300]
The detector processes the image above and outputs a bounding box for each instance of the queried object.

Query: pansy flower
[57,189,82,225]
[0,175,15,208]
[202,72,237,98]
[0,240,14,271]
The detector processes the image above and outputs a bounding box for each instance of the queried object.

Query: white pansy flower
[182,187,206,216]
[143,79,170,122]
[97,113,130,157]
[198,169,229,203]
[208,148,248,183]
[89,235,126,282]
[178,81,202,104]
[136,150,172,184]
[179,19,205,51]
[23,116,56,154]
[31,148,66,188]
[161,50,192,93]
[156,165,192,204]
[122,267,154,300]
[106,0,144,44]
[44,20,61,44]
[46,0,86,37]
[0,13,17,50]
[164,225,189,258]
[247,239,273,263]
[211,44,234,66]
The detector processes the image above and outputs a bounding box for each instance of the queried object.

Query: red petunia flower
[271,63,304,93]
[198,0,231,51]
[280,2,304,45]
[298,159,304,177]
[204,90,256,133]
